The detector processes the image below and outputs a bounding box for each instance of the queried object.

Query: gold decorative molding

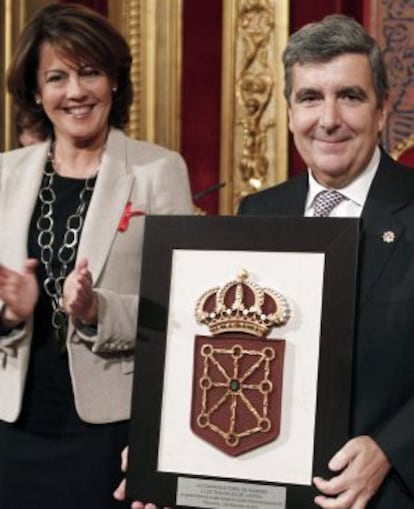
[220,0,289,215]
[109,0,182,150]
[0,0,51,151]
[391,134,414,162]
[1,0,14,152]
[109,0,145,140]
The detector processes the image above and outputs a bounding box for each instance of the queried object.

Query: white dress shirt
[304,146,381,218]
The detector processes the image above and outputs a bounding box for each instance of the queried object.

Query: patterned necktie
[313,190,346,217]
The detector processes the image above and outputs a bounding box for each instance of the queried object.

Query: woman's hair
[282,14,389,107]
[15,108,48,144]
[7,2,133,137]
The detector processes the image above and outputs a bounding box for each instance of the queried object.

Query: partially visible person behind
[15,108,47,146]
[0,3,192,509]
[239,14,414,509]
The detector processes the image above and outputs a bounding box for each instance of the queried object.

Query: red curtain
[181,0,223,214]
[60,0,107,15]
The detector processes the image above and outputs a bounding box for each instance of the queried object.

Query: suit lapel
[1,142,50,269]
[281,176,308,214]
[77,130,133,283]
[265,174,308,215]
[358,153,409,305]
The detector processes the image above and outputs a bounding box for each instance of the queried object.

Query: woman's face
[36,42,114,146]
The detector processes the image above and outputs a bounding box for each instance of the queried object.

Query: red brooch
[117,201,145,232]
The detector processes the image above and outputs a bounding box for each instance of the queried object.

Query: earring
[35,97,41,105]
[112,87,117,93]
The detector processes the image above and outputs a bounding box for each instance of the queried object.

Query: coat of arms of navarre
[192,269,291,456]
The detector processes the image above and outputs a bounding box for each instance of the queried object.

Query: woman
[0,3,192,508]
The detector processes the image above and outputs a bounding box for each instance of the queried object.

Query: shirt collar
[305,146,381,213]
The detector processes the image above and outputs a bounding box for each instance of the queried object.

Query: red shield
[191,334,285,456]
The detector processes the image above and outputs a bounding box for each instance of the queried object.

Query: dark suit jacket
[239,149,414,509]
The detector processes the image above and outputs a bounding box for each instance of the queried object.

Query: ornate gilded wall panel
[108,0,182,150]
[0,0,51,151]
[369,1,414,157]
[220,0,289,215]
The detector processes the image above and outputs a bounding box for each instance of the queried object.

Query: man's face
[287,53,388,188]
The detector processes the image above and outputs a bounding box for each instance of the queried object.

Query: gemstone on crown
[195,269,290,337]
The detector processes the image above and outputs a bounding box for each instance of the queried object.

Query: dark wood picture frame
[127,215,359,508]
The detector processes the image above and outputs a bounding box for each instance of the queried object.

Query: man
[239,14,414,509]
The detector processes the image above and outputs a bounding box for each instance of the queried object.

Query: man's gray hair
[282,14,388,106]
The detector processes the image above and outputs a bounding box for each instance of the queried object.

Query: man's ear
[287,105,294,133]
[378,94,391,134]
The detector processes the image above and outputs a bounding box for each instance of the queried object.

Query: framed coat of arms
[127,215,359,509]
[191,269,290,458]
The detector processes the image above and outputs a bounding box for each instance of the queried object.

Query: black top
[18,170,96,433]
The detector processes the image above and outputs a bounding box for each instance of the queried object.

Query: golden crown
[195,269,290,337]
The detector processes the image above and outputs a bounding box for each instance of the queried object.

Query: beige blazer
[0,128,193,424]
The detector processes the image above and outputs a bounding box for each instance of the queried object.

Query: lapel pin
[382,231,395,244]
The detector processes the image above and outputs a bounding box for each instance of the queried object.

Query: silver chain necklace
[36,148,97,345]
